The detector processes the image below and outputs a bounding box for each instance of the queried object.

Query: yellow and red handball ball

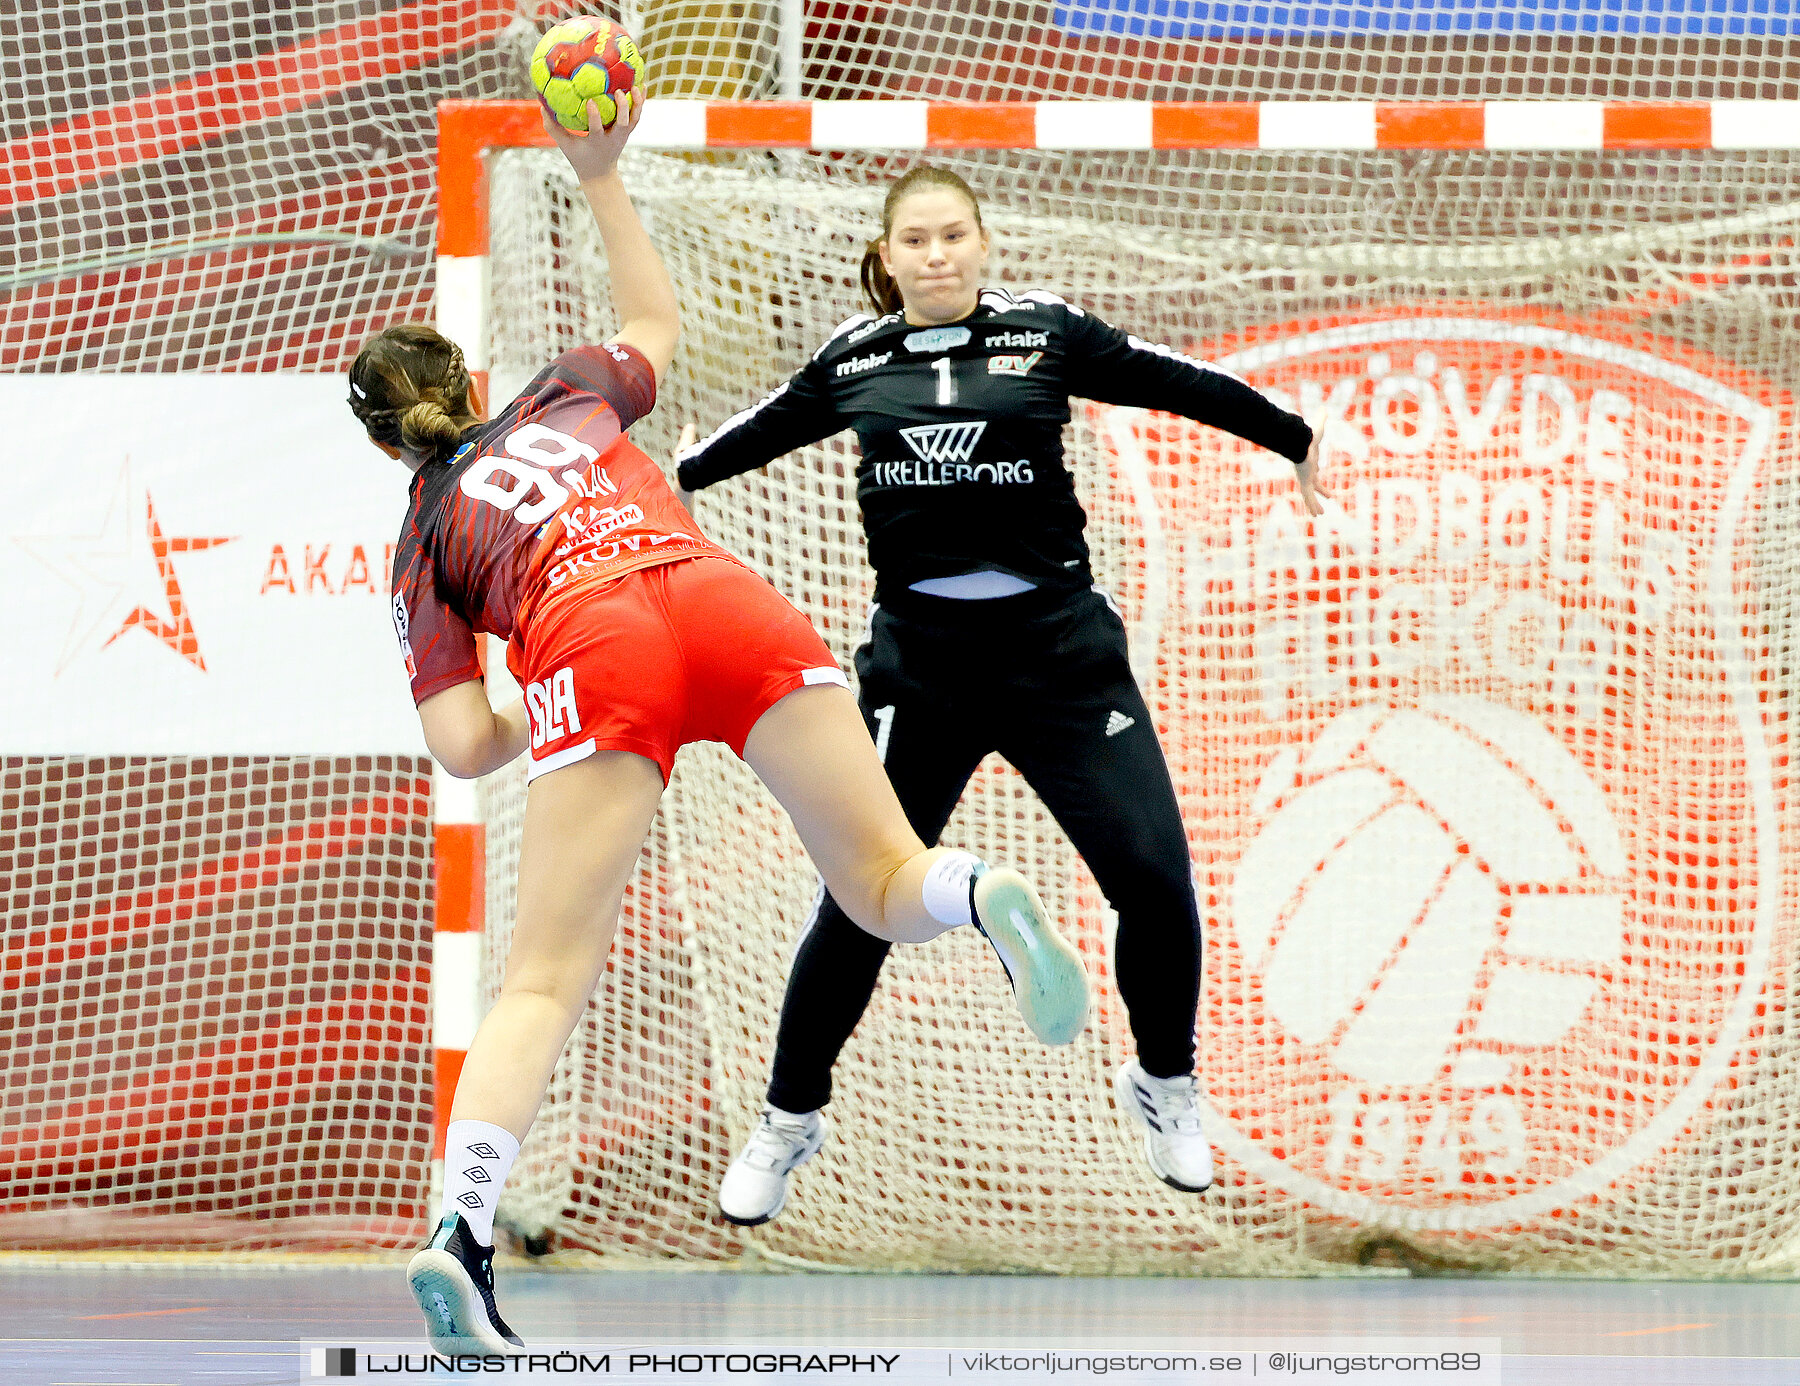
[531,17,646,133]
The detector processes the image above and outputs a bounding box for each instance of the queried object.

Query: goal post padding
[446,100,1799,1274]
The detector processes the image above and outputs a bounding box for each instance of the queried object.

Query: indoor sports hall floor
[8,1260,1797,1384]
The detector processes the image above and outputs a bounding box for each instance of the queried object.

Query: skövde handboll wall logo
[1093,312,1790,1232]
[1234,696,1633,1207]
[1238,696,1628,1093]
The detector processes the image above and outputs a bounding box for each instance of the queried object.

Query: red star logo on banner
[102,492,237,671]
[16,466,238,676]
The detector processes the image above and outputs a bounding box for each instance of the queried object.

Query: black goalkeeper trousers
[765,586,1204,1116]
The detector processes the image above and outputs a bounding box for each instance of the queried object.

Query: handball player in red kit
[348,93,1089,1355]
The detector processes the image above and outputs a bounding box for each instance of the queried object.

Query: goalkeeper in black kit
[677,164,1329,1223]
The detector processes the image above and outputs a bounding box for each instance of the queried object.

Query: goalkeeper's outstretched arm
[539,93,679,385]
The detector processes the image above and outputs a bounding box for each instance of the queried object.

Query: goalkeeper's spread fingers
[1294,469,1332,516]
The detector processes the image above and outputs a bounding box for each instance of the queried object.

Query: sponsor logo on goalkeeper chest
[903,326,972,354]
[871,421,1037,486]
[1109,313,1790,1230]
[989,351,1043,377]
[835,351,892,377]
[900,421,987,464]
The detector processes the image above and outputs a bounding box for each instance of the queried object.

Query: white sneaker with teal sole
[972,867,1090,1046]
[406,1213,525,1356]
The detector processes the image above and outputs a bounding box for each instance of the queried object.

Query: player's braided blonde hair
[348,324,482,463]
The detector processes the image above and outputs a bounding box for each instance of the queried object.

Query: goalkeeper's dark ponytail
[349,324,483,463]
[861,164,985,317]
[860,242,902,316]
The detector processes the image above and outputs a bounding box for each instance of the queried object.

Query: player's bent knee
[872,914,950,945]
[839,849,960,945]
[817,870,901,943]
[496,973,593,1027]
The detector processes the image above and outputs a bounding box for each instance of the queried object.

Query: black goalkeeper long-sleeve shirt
[676,286,1312,604]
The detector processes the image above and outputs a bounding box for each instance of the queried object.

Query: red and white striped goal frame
[435,97,1800,390]
[428,94,1800,1164]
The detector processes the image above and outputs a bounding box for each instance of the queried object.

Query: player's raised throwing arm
[539,92,679,384]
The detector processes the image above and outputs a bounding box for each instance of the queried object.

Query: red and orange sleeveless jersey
[389,342,732,705]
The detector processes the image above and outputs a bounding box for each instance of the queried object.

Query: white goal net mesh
[476,142,1798,1274]
[7,0,1799,1264]
[1,757,435,1251]
[3,0,516,1253]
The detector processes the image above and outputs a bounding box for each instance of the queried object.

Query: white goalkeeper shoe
[718,1108,829,1226]
[1115,1060,1214,1193]
[972,867,1091,1046]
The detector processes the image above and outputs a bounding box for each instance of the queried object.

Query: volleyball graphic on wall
[1233,695,1628,1090]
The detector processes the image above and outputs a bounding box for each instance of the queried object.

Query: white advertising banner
[3,374,430,754]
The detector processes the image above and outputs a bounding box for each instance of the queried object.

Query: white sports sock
[439,1120,521,1246]
[921,851,984,928]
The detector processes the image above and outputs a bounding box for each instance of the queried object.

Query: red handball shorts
[514,555,848,783]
